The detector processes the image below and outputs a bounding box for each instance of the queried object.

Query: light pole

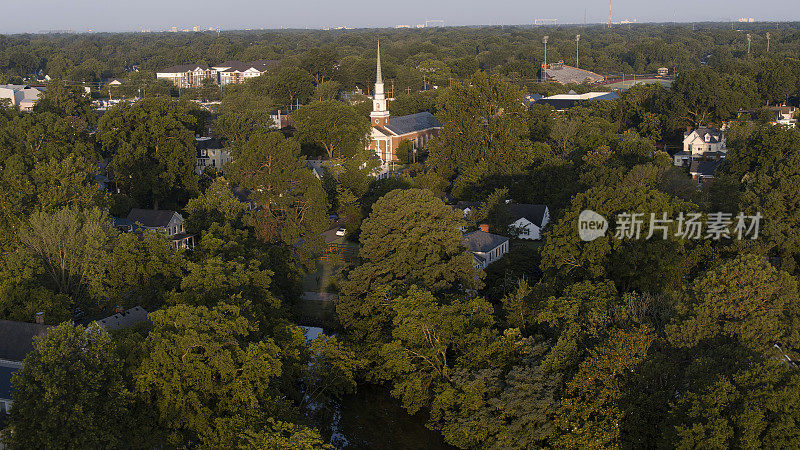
[575,34,581,68]
[766,32,771,53]
[542,35,549,80]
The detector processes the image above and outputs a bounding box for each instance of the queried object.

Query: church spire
[370,40,390,126]
[376,40,383,85]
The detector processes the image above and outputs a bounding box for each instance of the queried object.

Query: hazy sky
[2,0,798,33]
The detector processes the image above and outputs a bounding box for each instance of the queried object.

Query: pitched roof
[159,64,211,73]
[686,127,723,142]
[690,159,720,177]
[127,208,180,228]
[215,60,277,72]
[384,112,441,135]
[196,136,224,156]
[506,204,548,227]
[0,319,50,362]
[463,230,509,253]
[95,306,150,331]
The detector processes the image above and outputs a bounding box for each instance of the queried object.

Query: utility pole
[609,0,613,28]
[575,34,581,68]
[542,35,549,80]
[747,34,752,55]
[766,32,771,53]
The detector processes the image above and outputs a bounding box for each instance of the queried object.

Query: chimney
[35,312,45,324]
[480,224,490,233]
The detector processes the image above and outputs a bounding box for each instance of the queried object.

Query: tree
[135,303,288,446]
[19,206,117,300]
[340,188,481,297]
[669,254,800,356]
[427,72,532,196]
[293,100,371,159]
[395,139,414,164]
[184,177,250,233]
[102,231,184,309]
[8,323,133,449]
[97,97,200,209]
[226,132,328,261]
[264,66,315,108]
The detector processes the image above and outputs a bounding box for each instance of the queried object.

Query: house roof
[506,204,548,227]
[95,306,149,331]
[196,136,224,156]
[463,230,509,253]
[127,208,180,228]
[159,64,211,73]
[0,319,50,362]
[384,112,441,135]
[690,159,720,177]
[536,91,619,109]
[686,127,723,143]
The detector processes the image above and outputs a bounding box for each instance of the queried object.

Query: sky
[1,0,798,33]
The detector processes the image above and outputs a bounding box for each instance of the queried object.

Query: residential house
[0,84,43,111]
[689,159,720,186]
[738,106,797,128]
[126,208,195,250]
[156,65,217,89]
[0,317,50,413]
[368,42,441,163]
[195,137,230,174]
[94,306,150,331]
[673,127,727,167]
[463,224,510,269]
[506,204,550,240]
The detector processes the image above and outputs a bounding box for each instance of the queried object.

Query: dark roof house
[506,204,549,227]
[94,306,150,331]
[127,208,182,229]
[463,230,509,254]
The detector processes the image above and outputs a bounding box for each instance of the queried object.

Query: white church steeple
[371,40,390,126]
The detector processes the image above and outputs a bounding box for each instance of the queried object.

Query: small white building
[674,127,727,167]
[506,204,550,240]
[0,84,43,111]
[463,225,509,269]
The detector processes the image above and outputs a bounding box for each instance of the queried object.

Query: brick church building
[368,42,441,163]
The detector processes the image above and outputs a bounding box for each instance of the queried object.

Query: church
[368,42,442,163]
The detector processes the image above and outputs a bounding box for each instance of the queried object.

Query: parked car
[335,227,346,237]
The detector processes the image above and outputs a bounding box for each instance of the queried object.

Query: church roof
[385,112,441,135]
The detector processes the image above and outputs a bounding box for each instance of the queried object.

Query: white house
[463,225,510,269]
[0,84,43,111]
[506,204,550,240]
[195,137,231,175]
[674,127,726,167]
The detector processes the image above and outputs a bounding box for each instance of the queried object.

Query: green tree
[395,139,414,164]
[226,132,327,261]
[19,207,117,300]
[135,303,288,446]
[97,97,200,209]
[8,323,133,449]
[293,100,371,159]
[184,177,250,233]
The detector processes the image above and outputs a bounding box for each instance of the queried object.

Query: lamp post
[542,35,549,80]
[575,34,581,68]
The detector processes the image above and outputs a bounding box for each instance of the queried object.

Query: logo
[578,210,608,242]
